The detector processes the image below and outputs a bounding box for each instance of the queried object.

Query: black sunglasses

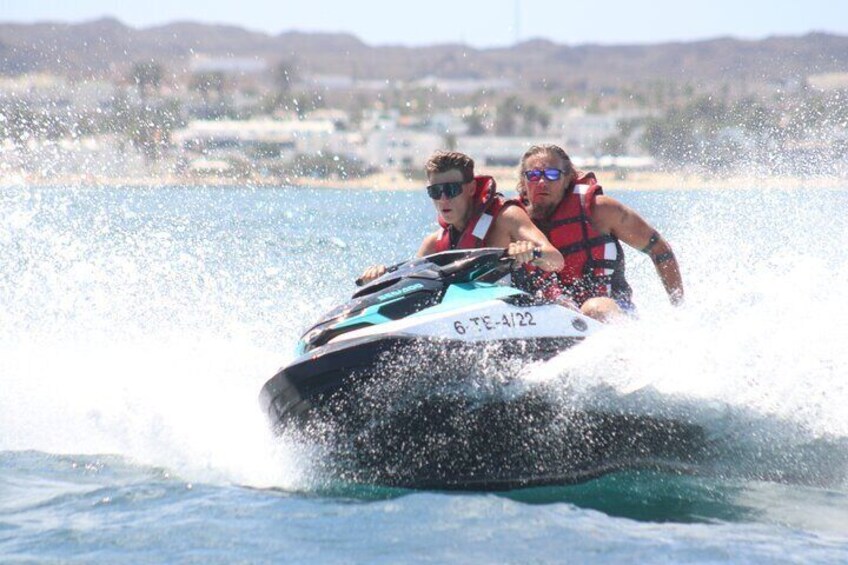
[426,181,465,200]
[523,168,565,182]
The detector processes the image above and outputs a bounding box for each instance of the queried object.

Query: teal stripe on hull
[409,283,520,318]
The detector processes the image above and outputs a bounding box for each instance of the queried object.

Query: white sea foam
[519,189,848,484]
[0,332,314,489]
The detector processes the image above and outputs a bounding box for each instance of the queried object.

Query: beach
[3,167,843,191]
[289,168,845,192]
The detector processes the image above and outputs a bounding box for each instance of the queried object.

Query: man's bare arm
[415,232,439,257]
[499,206,564,271]
[592,195,684,305]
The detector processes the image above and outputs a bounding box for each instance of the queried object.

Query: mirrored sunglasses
[523,168,565,182]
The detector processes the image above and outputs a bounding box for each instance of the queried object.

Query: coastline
[283,168,847,192]
[1,168,844,191]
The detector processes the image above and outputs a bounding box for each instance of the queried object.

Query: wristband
[653,251,675,264]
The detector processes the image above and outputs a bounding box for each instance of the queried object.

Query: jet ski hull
[259,334,706,491]
[260,249,706,490]
[260,333,581,425]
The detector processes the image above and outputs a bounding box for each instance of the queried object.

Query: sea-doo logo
[378,283,424,301]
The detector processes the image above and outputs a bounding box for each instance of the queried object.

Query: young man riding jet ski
[359,151,564,284]
[516,144,684,321]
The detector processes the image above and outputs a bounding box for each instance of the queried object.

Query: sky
[3,0,847,48]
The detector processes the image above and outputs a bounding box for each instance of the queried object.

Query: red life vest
[434,176,519,252]
[523,173,632,305]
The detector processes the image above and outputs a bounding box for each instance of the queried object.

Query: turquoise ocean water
[2,184,848,562]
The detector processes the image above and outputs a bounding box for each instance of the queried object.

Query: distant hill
[1,18,847,91]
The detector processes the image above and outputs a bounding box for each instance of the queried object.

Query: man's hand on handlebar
[506,241,541,266]
[358,264,387,285]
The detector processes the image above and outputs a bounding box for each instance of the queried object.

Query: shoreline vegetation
[2,168,844,191]
[2,24,845,198]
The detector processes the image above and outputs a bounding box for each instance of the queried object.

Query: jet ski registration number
[452,312,536,334]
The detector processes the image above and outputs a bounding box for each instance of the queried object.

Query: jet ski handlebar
[441,247,540,282]
[355,247,539,287]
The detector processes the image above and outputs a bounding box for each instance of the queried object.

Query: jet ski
[259,248,706,491]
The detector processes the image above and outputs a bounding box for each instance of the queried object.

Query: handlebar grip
[355,262,403,287]
[499,247,542,265]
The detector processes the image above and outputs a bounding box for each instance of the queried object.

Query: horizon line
[0,16,843,50]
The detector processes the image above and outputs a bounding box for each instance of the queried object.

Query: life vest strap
[586,258,620,270]
[471,213,494,240]
[557,234,616,256]
[548,216,584,228]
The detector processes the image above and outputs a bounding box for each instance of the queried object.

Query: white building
[364,129,443,171]
[548,108,620,154]
[411,76,515,94]
[189,55,268,75]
